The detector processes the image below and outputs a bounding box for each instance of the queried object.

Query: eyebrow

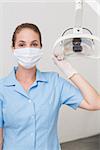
[18,40,39,43]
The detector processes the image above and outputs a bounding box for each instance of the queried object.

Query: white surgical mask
[13,47,43,69]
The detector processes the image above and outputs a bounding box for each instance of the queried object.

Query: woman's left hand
[52,55,78,79]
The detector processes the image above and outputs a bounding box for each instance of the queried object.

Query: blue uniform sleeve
[0,97,3,128]
[58,75,84,110]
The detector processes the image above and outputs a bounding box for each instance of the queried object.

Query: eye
[18,43,25,47]
[31,43,38,47]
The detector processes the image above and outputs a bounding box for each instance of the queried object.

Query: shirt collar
[4,66,48,86]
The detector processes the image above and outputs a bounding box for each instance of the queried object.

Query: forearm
[70,73,100,106]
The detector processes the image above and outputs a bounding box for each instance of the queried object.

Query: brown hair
[12,23,42,48]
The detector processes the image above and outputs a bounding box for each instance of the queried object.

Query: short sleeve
[0,98,3,128]
[59,76,84,110]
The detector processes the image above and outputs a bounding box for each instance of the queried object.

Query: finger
[53,54,64,61]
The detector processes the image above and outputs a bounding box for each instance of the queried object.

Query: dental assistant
[0,23,100,150]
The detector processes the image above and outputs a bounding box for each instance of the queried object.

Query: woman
[0,23,99,150]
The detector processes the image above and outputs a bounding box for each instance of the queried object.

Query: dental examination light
[53,0,100,59]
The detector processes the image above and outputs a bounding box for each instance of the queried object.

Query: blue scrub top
[0,66,83,150]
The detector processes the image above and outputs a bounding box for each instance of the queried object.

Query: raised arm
[53,55,100,110]
[70,73,100,110]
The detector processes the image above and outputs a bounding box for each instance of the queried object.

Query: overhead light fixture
[53,0,100,59]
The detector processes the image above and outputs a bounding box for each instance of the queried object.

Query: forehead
[16,28,40,41]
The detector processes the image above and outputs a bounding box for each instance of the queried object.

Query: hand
[52,55,78,79]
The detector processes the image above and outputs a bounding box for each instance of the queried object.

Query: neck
[16,65,36,82]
